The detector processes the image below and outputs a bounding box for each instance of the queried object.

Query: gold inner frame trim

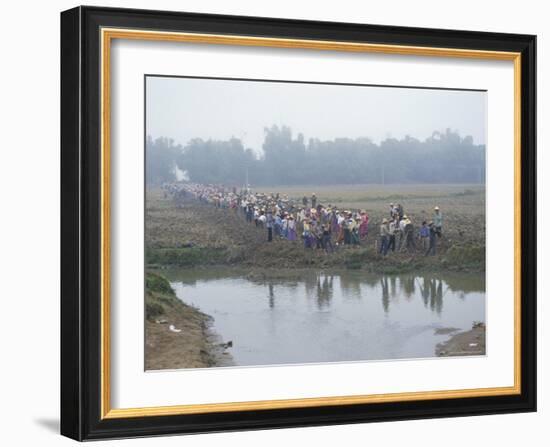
[100,27,522,420]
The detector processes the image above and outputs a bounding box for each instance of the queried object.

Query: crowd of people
[378,203,442,256]
[162,182,443,256]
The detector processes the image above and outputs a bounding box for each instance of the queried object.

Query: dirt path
[435,324,486,357]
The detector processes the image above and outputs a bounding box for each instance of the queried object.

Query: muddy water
[165,269,485,367]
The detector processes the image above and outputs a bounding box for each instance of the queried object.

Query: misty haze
[144,76,486,371]
[145,76,486,186]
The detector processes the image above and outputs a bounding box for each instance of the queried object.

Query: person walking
[246,203,254,223]
[330,210,339,235]
[403,215,416,252]
[303,218,312,248]
[257,210,266,228]
[433,206,443,237]
[314,221,324,249]
[322,224,334,253]
[425,221,437,256]
[336,211,345,245]
[398,216,407,251]
[359,211,369,239]
[419,220,430,252]
[351,217,361,245]
[287,215,297,241]
[388,217,398,252]
[282,214,289,239]
[266,209,274,242]
[396,203,404,221]
[274,213,282,237]
[379,218,390,256]
[343,213,351,245]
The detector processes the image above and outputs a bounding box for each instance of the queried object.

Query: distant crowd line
[162,183,443,256]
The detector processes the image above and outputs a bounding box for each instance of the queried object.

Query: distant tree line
[146,125,485,186]
[145,136,182,185]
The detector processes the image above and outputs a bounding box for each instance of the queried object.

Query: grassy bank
[145,187,485,273]
[145,271,232,370]
[146,244,485,273]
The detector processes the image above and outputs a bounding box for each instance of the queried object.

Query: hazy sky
[146,76,486,152]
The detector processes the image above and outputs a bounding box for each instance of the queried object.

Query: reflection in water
[316,275,334,309]
[390,276,397,299]
[381,277,389,313]
[166,270,485,316]
[420,277,430,307]
[435,279,444,314]
[251,273,472,316]
[417,276,446,315]
[166,268,485,366]
[268,283,275,309]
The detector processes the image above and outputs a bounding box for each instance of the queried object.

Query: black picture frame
[61,5,536,441]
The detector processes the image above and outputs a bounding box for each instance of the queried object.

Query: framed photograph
[60,6,536,441]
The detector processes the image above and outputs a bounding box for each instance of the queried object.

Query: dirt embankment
[436,323,486,357]
[145,272,233,370]
[145,190,485,273]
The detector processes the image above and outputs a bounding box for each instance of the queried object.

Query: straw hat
[434,206,440,211]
